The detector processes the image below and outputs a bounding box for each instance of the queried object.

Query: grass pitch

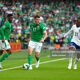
[0,50,80,80]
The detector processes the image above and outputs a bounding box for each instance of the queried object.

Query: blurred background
[0,0,80,51]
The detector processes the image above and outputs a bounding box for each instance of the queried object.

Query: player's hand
[28,38,31,42]
[2,40,5,43]
[62,37,65,40]
[8,39,11,42]
[40,39,44,43]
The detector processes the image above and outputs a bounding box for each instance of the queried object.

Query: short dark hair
[7,14,13,17]
[34,15,40,19]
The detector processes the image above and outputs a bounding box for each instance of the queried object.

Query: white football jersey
[64,24,80,46]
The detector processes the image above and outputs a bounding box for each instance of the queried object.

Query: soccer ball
[23,63,30,70]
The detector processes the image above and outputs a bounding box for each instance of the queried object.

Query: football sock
[74,58,78,64]
[69,52,73,64]
[69,57,72,64]
[36,56,40,61]
[28,54,32,65]
[0,52,10,62]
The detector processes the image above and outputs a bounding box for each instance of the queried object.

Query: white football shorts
[28,41,42,52]
[0,40,11,50]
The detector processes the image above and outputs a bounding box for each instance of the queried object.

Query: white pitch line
[0,58,66,72]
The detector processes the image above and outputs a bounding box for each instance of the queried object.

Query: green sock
[36,56,40,61]
[28,54,32,65]
[0,52,10,62]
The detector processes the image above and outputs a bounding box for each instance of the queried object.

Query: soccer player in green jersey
[0,28,5,56]
[28,15,47,70]
[0,14,13,68]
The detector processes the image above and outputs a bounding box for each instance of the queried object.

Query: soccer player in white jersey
[63,17,80,69]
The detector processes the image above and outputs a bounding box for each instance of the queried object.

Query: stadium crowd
[0,0,80,49]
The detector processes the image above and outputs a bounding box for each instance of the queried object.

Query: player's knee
[28,53,32,55]
[7,50,12,54]
[69,46,76,50]
[28,50,30,54]
[28,49,33,54]
[28,49,32,55]
[9,51,12,54]
[28,46,34,54]
[35,52,39,57]
[0,50,3,55]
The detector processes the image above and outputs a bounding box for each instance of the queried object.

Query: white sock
[30,65,32,67]
[69,51,73,64]
[69,58,72,64]
[74,58,78,65]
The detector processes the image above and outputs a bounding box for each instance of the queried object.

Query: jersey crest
[3,25,5,28]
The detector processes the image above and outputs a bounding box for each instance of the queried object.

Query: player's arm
[61,26,73,39]
[1,22,8,30]
[28,24,32,42]
[40,24,47,43]
[0,27,5,42]
[40,30,47,43]
[28,31,31,42]
[0,22,8,42]
[64,28,73,37]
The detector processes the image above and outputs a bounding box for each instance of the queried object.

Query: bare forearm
[40,31,47,43]
[28,32,31,42]
[43,31,47,40]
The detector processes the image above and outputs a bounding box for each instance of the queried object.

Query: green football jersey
[30,22,46,42]
[1,21,11,40]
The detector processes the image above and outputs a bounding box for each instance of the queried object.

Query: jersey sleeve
[1,21,8,30]
[0,28,5,40]
[41,23,46,32]
[64,25,73,37]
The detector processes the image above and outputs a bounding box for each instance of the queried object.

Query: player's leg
[35,42,42,68]
[68,45,76,69]
[0,50,3,68]
[0,40,6,68]
[0,50,11,69]
[28,46,34,69]
[73,52,80,69]
[28,41,35,70]
[35,52,40,68]
[74,58,78,69]
[0,40,11,68]
[0,50,3,56]
[0,41,4,56]
[73,44,80,69]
